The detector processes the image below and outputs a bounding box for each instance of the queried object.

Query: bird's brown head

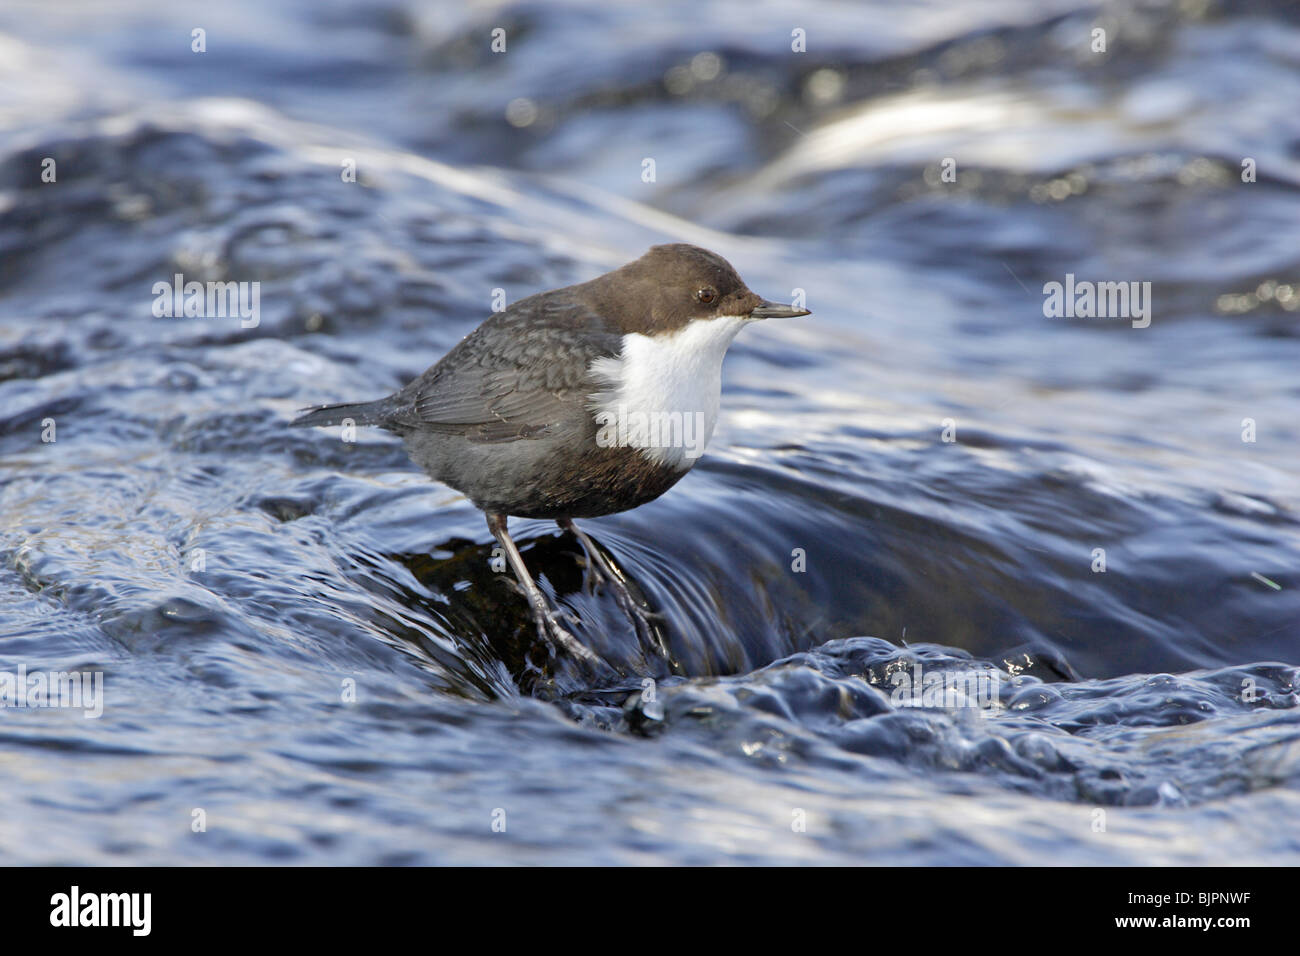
[585,243,810,336]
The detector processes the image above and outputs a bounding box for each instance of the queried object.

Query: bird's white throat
[588,314,748,470]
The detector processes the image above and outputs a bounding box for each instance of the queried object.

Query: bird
[292,243,809,663]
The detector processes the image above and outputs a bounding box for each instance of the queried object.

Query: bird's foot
[587,567,666,657]
[530,604,601,666]
[612,588,665,652]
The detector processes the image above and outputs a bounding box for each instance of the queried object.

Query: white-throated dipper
[293,244,809,662]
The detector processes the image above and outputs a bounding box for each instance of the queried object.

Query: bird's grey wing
[390,299,622,444]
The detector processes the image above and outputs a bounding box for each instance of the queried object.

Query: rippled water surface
[1,0,1298,864]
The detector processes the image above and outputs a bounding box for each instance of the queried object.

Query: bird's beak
[749,298,811,320]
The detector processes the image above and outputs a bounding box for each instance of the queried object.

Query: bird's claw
[532,607,600,665]
[579,557,666,655]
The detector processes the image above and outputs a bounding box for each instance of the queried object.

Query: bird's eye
[697,288,717,304]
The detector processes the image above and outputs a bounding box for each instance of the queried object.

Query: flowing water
[0,0,1298,864]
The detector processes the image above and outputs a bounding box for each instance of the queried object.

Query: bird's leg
[557,517,665,654]
[486,512,600,665]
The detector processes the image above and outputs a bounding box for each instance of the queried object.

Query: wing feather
[389,297,622,444]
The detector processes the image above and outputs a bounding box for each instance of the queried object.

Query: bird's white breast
[588,315,748,470]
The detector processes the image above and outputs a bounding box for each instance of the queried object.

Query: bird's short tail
[291,399,391,429]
